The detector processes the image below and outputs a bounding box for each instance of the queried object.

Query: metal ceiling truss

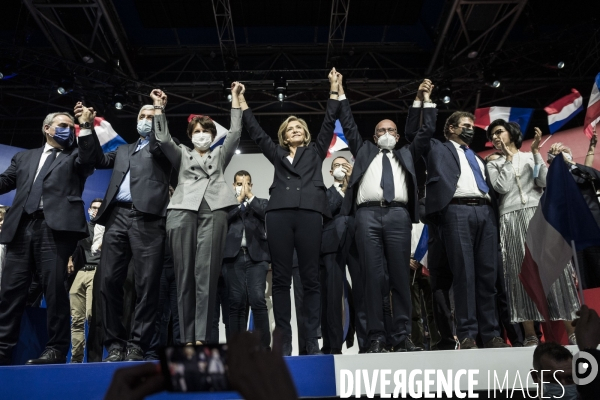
[326,0,350,68]
[211,0,239,70]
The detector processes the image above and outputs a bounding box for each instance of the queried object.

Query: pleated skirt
[500,206,580,322]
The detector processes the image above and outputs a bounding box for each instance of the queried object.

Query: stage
[0,345,581,399]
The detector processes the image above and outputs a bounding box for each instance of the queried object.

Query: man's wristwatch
[329,91,339,95]
[80,121,92,129]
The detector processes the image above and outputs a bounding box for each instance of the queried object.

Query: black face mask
[458,127,475,145]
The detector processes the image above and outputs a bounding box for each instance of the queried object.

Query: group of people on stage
[0,68,599,365]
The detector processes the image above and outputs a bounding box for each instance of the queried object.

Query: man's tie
[460,145,489,194]
[380,149,395,203]
[240,202,246,213]
[24,148,58,214]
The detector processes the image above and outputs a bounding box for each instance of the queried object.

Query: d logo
[573,351,599,386]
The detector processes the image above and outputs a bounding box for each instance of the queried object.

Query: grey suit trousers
[167,199,228,343]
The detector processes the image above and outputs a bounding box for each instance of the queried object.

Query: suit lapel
[444,141,460,168]
[291,146,307,168]
[280,149,299,175]
[188,147,209,175]
[394,147,414,177]
[351,143,379,187]
[44,147,73,178]
[28,147,44,183]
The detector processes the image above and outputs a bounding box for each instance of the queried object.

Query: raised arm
[405,79,433,143]
[314,68,342,159]
[239,90,278,163]
[486,159,515,195]
[73,102,115,170]
[337,75,363,156]
[221,82,243,168]
[408,79,436,159]
[0,153,18,194]
[150,89,182,169]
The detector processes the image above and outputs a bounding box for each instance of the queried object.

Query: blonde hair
[277,116,311,149]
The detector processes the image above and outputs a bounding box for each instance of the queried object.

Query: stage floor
[0,345,582,399]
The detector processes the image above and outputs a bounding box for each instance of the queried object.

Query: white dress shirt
[450,140,491,200]
[35,143,63,209]
[239,196,254,248]
[333,181,345,197]
[357,149,409,205]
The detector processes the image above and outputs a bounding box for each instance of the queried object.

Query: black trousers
[100,206,165,353]
[210,274,230,343]
[355,205,412,345]
[223,250,270,349]
[410,268,441,349]
[266,209,322,341]
[578,246,600,290]
[439,204,499,343]
[0,217,77,359]
[427,224,456,350]
[292,263,307,354]
[146,266,181,359]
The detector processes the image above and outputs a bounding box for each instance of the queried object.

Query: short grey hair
[138,105,154,120]
[41,112,75,135]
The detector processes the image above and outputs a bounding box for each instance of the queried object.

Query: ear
[373,134,378,143]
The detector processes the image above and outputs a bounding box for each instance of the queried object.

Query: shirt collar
[44,143,62,153]
[449,139,463,149]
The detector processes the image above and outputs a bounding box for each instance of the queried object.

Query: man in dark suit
[548,143,600,289]
[0,108,97,365]
[337,77,436,353]
[74,100,171,361]
[222,170,270,349]
[419,103,508,349]
[320,156,368,354]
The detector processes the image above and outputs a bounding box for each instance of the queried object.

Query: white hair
[138,105,154,120]
[41,112,75,135]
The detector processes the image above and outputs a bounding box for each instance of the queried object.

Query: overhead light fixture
[274,76,287,102]
[484,71,501,88]
[226,94,232,102]
[442,95,451,104]
[0,72,3,80]
[439,84,452,104]
[557,61,565,69]
[467,51,478,59]
[56,77,74,95]
[112,90,127,110]
[235,149,241,155]
[223,79,233,103]
[490,80,501,88]
[82,55,94,64]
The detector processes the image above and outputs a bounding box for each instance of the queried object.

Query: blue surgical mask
[52,126,74,148]
[137,119,152,137]
[541,383,579,400]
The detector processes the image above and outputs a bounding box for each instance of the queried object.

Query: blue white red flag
[75,117,127,152]
[474,106,534,135]
[584,72,600,139]
[519,156,600,325]
[327,120,349,157]
[544,89,583,134]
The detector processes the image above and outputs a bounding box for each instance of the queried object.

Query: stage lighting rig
[274,76,287,102]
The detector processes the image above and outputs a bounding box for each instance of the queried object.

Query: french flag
[75,117,127,152]
[474,106,534,134]
[544,89,583,134]
[584,72,600,139]
[327,120,349,157]
[413,224,429,268]
[519,155,600,338]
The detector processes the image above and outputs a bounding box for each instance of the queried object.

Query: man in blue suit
[418,105,509,350]
[337,77,436,353]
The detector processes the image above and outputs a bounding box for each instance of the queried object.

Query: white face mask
[192,132,212,151]
[235,186,243,196]
[137,119,152,137]
[332,166,346,181]
[377,132,396,150]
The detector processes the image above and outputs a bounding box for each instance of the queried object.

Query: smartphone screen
[160,344,230,392]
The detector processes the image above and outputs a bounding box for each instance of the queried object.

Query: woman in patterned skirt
[486,120,579,346]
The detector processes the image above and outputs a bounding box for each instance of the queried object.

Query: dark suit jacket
[72,222,98,271]
[408,107,498,222]
[0,135,97,243]
[223,197,270,262]
[242,99,340,219]
[571,163,600,228]
[91,131,172,225]
[337,100,436,222]
[321,185,353,254]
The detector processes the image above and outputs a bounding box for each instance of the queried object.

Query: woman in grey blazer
[149,84,243,344]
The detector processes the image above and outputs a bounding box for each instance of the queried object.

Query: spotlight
[484,71,501,89]
[467,51,478,59]
[557,61,565,69]
[0,72,3,80]
[235,149,241,155]
[56,79,73,95]
[226,94,232,102]
[442,95,451,104]
[439,84,452,104]
[112,90,127,110]
[57,87,67,95]
[274,76,287,102]
[491,80,501,88]
[115,102,123,110]
[223,79,233,103]
[82,55,94,64]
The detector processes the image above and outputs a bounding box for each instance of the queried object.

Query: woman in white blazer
[150,83,243,344]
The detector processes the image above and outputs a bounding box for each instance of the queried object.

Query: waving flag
[519,156,600,335]
[584,72,600,139]
[474,106,534,134]
[544,89,584,134]
[75,117,126,152]
[327,120,349,157]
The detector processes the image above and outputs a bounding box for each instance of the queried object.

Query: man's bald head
[375,119,397,133]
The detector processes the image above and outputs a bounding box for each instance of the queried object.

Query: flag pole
[570,240,586,306]
[538,135,553,149]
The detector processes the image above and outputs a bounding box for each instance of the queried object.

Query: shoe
[306,339,323,355]
[484,337,510,348]
[282,340,292,356]
[25,348,66,365]
[394,338,424,352]
[523,336,539,347]
[103,348,125,362]
[568,333,577,345]
[124,347,144,361]
[366,340,389,354]
[459,338,478,350]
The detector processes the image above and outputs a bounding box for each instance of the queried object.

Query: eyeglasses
[332,163,344,168]
[375,127,397,135]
